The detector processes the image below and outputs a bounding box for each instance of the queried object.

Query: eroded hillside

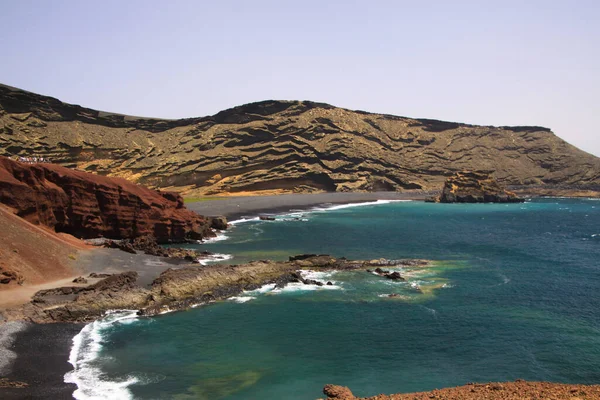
[1,84,599,196]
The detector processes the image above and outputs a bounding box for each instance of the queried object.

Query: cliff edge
[0,156,219,243]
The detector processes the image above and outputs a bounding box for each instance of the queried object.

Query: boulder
[436,171,524,203]
[209,216,228,230]
[384,271,405,281]
[323,384,355,399]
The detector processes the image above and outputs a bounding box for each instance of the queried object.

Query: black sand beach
[187,191,433,220]
[1,322,83,399]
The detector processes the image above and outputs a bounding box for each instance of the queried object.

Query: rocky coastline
[2,255,425,323]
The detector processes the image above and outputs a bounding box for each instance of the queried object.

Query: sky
[1,0,599,156]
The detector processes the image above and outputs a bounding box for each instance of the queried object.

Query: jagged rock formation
[3,256,428,323]
[0,156,223,242]
[1,83,599,196]
[434,171,524,203]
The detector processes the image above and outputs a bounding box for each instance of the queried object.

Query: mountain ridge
[1,83,599,196]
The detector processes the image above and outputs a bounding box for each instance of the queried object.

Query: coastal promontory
[433,171,524,203]
[0,156,220,242]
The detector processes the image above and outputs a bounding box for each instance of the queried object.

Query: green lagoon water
[65,199,600,399]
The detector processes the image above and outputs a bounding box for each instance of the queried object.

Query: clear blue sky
[1,0,599,156]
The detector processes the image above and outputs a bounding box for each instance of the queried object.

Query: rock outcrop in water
[1,84,599,197]
[433,171,524,203]
[2,256,429,323]
[0,156,224,242]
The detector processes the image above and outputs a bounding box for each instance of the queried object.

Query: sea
[64,198,600,399]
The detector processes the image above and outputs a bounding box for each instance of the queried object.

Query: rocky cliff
[1,84,599,196]
[435,171,524,203]
[0,156,220,242]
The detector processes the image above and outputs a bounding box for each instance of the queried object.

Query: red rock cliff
[0,156,218,242]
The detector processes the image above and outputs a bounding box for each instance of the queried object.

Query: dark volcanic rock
[103,239,137,254]
[209,216,228,230]
[0,156,222,242]
[436,171,525,203]
[384,271,405,281]
[3,256,433,323]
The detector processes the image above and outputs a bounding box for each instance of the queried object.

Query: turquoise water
[66,199,600,399]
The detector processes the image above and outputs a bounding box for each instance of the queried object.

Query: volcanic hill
[1,84,599,196]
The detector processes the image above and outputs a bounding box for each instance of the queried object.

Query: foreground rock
[0,156,226,242]
[432,171,524,203]
[2,256,429,323]
[1,84,599,197]
[322,381,600,399]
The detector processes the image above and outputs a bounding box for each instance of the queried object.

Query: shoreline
[1,322,82,399]
[186,191,434,220]
[1,193,597,399]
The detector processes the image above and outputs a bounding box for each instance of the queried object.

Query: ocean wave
[227,283,277,303]
[229,296,255,303]
[64,310,140,400]
[310,199,411,212]
[198,253,233,265]
[202,231,229,243]
[228,217,260,225]
[297,269,338,281]
[271,282,342,293]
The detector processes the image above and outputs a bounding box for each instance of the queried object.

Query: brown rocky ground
[322,381,600,399]
[1,84,599,197]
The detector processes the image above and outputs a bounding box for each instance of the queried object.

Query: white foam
[202,231,229,243]
[228,283,277,303]
[272,282,341,293]
[229,296,255,303]
[247,283,277,294]
[297,269,338,281]
[198,253,233,265]
[228,217,260,225]
[311,199,411,212]
[64,310,140,400]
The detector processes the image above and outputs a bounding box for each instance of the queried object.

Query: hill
[1,84,599,196]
